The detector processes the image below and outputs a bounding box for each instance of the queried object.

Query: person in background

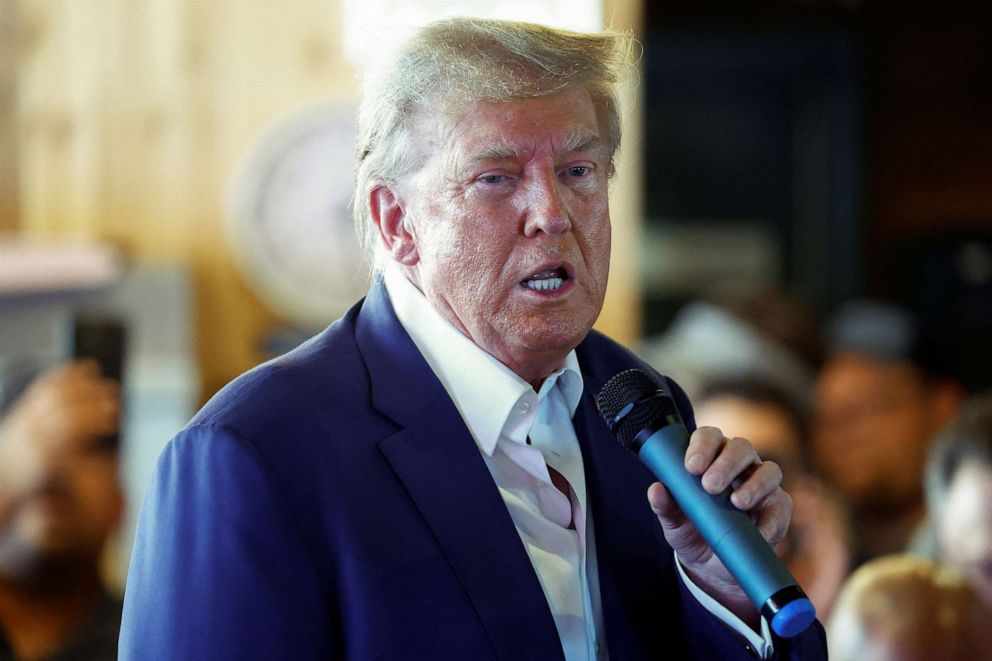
[0,361,123,661]
[639,284,823,408]
[922,393,992,609]
[827,554,992,661]
[119,18,825,660]
[810,301,965,564]
[694,376,852,619]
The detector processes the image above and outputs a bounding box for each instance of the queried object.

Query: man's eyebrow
[559,129,604,155]
[466,129,605,165]
[467,139,527,164]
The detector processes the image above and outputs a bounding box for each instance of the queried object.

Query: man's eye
[565,166,591,177]
[478,174,508,185]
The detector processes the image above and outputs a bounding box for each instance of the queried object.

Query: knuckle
[694,426,724,443]
[689,428,725,459]
[728,436,758,458]
[766,461,784,482]
[776,489,794,519]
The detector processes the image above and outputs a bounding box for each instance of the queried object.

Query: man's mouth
[521,267,568,292]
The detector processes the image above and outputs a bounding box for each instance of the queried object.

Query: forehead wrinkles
[403,94,604,188]
[467,126,602,164]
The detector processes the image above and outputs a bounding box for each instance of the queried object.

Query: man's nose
[523,172,571,237]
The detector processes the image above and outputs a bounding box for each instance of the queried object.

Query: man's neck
[0,570,104,661]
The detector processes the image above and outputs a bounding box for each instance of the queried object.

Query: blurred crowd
[642,285,992,659]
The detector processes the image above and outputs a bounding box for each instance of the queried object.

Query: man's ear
[370,185,419,265]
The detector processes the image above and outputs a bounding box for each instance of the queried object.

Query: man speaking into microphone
[120,17,826,660]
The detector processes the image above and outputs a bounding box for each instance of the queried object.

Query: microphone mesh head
[595,369,670,452]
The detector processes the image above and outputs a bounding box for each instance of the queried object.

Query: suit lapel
[356,282,564,660]
[574,346,684,660]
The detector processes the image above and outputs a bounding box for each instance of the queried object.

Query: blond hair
[352,17,634,272]
[828,555,992,661]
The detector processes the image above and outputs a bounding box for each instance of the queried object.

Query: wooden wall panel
[597,0,644,347]
[17,1,105,238]
[13,0,356,397]
[0,1,17,234]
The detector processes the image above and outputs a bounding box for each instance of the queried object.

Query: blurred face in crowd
[938,461,992,609]
[0,441,122,583]
[0,363,124,584]
[811,352,950,510]
[693,396,804,484]
[374,86,612,385]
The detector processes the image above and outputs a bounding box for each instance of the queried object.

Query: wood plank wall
[600,0,643,350]
[0,1,17,234]
[6,1,643,399]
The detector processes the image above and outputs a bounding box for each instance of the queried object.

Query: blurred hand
[785,476,852,619]
[0,360,120,500]
[647,426,792,628]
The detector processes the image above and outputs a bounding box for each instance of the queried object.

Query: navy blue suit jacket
[120,282,826,659]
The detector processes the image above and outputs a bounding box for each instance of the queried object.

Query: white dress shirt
[383,265,775,659]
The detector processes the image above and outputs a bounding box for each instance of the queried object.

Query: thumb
[648,481,689,531]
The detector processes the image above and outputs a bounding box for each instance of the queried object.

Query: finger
[647,481,712,565]
[62,372,121,410]
[70,385,122,440]
[647,481,684,526]
[684,426,727,475]
[86,388,121,433]
[730,460,784,510]
[700,436,760,495]
[42,359,100,387]
[25,362,102,407]
[32,375,121,447]
[752,488,793,548]
[80,376,121,405]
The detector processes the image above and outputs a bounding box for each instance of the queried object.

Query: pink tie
[528,436,574,530]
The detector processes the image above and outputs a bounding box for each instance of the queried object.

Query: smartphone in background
[73,314,126,382]
[72,313,127,449]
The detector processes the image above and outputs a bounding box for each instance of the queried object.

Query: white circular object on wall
[227,102,370,330]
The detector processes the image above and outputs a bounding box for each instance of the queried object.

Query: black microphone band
[760,586,811,625]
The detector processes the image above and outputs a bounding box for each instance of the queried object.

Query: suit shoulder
[189,306,366,432]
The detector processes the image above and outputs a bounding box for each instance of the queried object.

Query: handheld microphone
[595,369,816,638]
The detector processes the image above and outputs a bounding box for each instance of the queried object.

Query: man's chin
[513,326,590,357]
[514,309,597,347]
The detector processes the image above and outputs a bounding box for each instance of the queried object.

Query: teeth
[524,277,564,292]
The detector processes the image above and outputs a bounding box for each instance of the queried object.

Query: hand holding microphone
[596,369,816,637]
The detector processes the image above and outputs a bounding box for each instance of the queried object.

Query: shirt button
[519,401,531,413]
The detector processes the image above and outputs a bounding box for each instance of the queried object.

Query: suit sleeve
[119,425,332,660]
[674,572,826,659]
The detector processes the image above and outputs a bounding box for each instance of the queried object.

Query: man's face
[384,86,611,384]
[938,461,992,609]
[811,353,934,509]
[0,443,122,580]
[694,396,804,485]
